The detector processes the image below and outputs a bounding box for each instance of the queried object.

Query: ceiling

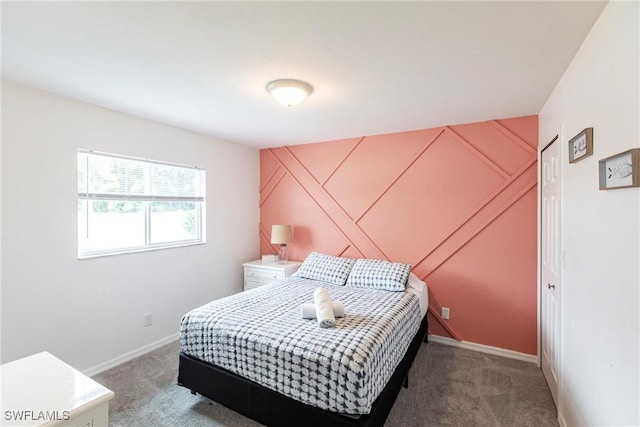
[1,1,606,148]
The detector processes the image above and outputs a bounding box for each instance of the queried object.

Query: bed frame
[177,315,428,427]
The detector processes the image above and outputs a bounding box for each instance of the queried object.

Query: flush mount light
[266,79,313,107]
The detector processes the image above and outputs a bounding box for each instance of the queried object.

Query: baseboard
[558,413,567,427]
[84,333,179,377]
[428,335,538,364]
[85,333,535,376]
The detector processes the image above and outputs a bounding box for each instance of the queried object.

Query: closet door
[541,136,560,406]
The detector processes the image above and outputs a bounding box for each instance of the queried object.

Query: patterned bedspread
[179,276,422,414]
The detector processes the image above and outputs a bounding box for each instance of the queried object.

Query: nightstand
[0,351,114,427]
[243,260,302,291]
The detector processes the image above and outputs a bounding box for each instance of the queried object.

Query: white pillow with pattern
[295,252,356,286]
[346,258,411,291]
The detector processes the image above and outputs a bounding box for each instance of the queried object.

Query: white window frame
[77,149,206,258]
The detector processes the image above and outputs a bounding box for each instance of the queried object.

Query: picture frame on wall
[568,127,593,163]
[598,148,640,190]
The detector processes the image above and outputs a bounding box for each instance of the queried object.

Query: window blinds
[77,150,205,202]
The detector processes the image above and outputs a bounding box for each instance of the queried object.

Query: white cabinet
[0,352,114,427]
[242,260,301,291]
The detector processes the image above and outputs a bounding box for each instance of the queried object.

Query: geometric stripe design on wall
[260,115,538,355]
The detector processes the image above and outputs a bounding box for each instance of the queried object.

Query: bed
[178,253,429,427]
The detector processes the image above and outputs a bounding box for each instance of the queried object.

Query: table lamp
[270,224,292,264]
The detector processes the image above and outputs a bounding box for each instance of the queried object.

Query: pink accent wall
[260,116,538,355]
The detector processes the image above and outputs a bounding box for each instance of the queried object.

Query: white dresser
[242,260,302,291]
[0,352,114,427]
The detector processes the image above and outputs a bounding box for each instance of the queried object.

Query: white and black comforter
[179,277,422,415]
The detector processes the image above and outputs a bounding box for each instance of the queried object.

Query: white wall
[539,2,639,426]
[1,81,260,372]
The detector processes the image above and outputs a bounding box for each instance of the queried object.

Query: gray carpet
[93,339,558,427]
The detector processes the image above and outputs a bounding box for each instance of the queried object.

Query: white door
[541,136,560,406]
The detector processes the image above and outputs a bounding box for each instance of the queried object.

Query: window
[77,150,205,258]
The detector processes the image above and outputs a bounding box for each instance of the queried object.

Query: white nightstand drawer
[242,260,302,292]
[245,268,283,280]
[244,279,263,291]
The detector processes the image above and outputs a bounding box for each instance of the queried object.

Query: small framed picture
[568,128,593,163]
[599,148,640,190]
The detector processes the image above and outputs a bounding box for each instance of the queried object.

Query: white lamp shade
[271,224,293,245]
[266,79,313,107]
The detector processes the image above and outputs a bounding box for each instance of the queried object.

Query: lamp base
[276,245,289,264]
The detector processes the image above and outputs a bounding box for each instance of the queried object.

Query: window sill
[78,241,206,260]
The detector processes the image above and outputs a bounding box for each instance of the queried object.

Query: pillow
[295,252,356,286]
[346,258,411,292]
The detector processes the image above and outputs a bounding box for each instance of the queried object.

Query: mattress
[406,273,429,318]
[179,277,422,414]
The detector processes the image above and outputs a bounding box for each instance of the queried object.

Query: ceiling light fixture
[266,79,313,107]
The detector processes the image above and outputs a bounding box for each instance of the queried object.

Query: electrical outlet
[441,307,450,320]
[144,313,153,327]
